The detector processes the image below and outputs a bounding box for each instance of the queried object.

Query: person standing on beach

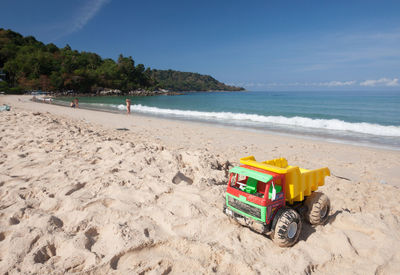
[126,98,131,114]
[74,98,79,108]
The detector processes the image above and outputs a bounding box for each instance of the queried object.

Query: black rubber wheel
[272,208,302,247]
[305,192,330,225]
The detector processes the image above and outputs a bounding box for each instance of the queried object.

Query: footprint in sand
[9,217,20,225]
[65,182,86,196]
[47,216,64,232]
[109,239,253,274]
[33,243,57,264]
[84,227,99,252]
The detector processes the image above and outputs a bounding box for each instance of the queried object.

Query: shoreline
[3,94,400,153]
[49,95,400,152]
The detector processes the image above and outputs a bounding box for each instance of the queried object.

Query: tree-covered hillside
[0,29,244,93]
[150,70,243,91]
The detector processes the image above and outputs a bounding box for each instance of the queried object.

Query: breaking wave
[110,104,400,137]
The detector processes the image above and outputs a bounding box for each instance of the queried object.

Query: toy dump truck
[223,156,330,247]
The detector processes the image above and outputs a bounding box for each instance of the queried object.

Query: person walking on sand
[126,98,131,114]
[74,98,79,108]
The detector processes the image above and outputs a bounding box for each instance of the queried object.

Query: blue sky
[1,0,399,90]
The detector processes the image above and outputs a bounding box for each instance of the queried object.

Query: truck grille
[228,196,261,219]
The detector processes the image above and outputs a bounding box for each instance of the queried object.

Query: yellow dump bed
[240,156,330,204]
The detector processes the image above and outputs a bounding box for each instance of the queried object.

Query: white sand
[0,95,399,274]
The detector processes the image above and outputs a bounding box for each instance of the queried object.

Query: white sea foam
[111,104,400,137]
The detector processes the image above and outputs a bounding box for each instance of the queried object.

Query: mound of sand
[0,109,399,274]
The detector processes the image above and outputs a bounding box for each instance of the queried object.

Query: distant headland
[0,28,245,95]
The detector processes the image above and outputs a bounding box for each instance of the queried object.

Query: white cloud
[360,77,399,87]
[228,82,266,87]
[264,80,356,87]
[50,0,111,40]
[243,82,266,87]
[387,78,399,86]
[70,0,110,34]
[316,80,356,87]
[235,78,399,89]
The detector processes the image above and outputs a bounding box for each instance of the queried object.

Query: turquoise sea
[56,91,400,150]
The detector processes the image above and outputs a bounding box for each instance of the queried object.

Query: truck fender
[270,206,287,232]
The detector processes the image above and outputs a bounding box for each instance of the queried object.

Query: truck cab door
[266,181,285,224]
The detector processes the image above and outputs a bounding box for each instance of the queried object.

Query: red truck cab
[225,165,286,226]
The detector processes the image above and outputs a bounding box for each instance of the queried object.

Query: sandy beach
[1,95,399,274]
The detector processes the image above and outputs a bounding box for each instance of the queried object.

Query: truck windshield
[230,173,266,198]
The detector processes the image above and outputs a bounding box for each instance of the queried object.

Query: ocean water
[56,91,400,150]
